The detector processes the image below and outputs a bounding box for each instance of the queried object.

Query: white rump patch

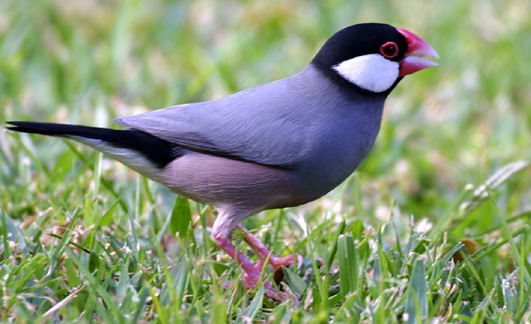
[333,54,399,93]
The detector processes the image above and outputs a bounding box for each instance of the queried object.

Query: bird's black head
[312,23,439,94]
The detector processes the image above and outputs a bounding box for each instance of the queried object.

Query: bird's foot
[222,271,294,302]
[268,253,303,270]
[236,225,311,270]
[265,253,324,271]
[214,231,296,302]
[241,273,288,301]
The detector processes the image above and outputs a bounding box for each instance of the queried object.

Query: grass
[1,0,531,322]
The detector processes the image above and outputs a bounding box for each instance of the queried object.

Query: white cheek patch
[70,136,162,180]
[333,54,399,93]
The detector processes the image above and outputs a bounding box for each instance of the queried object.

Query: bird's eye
[379,42,399,59]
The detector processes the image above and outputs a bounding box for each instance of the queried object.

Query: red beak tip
[397,28,439,59]
[397,28,439,76]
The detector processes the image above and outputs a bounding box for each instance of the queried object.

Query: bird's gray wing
[113,77,315,168]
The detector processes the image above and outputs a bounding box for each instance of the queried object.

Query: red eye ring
[379,41,399,59]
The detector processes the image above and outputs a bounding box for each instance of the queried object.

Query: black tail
[7,121,183,169]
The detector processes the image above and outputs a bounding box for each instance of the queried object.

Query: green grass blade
[337,234,358,301]
[170,196,192,239]
[405,258,427,323]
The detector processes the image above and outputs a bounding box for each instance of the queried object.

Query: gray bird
[7,23,438,301]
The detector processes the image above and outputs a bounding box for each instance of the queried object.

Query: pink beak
[397,28,439,77]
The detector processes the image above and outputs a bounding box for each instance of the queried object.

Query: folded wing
[114,77,314,168]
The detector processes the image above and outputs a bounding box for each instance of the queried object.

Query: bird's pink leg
[212,221,286,301]
[236,225,303,270]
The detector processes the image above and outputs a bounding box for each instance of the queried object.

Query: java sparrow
[7,23,438,301]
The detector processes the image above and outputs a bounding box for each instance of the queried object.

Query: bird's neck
[289,64,388,111]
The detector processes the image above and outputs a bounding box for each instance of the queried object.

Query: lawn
[1,0,531,323]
